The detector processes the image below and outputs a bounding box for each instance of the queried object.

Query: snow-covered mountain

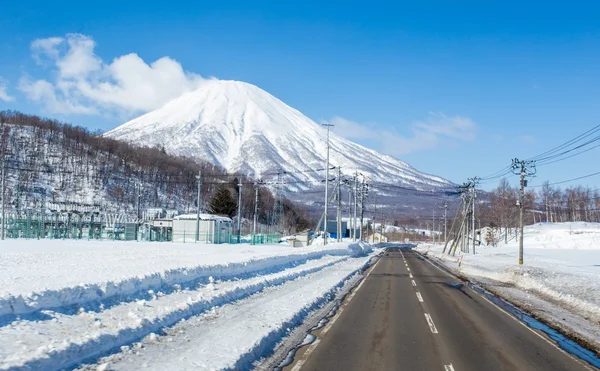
[105,80,453,191]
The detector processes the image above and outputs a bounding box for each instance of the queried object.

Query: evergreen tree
[209,184,238,218]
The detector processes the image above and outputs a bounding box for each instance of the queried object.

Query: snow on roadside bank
[0,239,378,370]
[0,240,368,317]
[78,255,375,371]
[415,222,600,347]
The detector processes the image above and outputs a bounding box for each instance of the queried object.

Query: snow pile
[347,241,374,256]
[0,240,364,317]
[0,239,377,370]
[83,255,373,370]
[416,222,600,345]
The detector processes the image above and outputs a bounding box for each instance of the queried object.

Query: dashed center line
[409,273,413,278]
[444,364,455,371]
[424,313,439,334]
[411,280,417,287]
[416,292,424,302]
[407,267,410,271]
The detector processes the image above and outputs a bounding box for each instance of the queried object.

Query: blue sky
[1,0,599,190]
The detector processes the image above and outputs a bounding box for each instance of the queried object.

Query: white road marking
[412,280,417,287]
[409,273,413,278]
[290,338,321,371]
[414,250,596,371]
[407,267,410,271]
[444,364,455,371]
[424,313,439,333]
[416,292,424,302]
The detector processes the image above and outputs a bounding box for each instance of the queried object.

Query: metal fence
[2,214,281,245]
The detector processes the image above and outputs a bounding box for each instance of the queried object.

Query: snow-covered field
[0,239,377,370]
[416,222,600,349]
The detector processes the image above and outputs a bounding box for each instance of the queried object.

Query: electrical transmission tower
[511,158,536,265]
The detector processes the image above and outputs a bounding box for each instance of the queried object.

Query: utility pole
[467,177,480,254]
[1,153,5,241]
[195,170,202,242]
[337,167,342,242]
[253,182,259,245]
[359,178,366,241]
[322,123,334,245]
[432,206,435,244]
[136,181,142,240]
[2,126,10,240]
[136,182,142,220]
[373,193,377,243]
[237,181,242,243]
[511,159,536,265]
[346,180,352,240]
[444,202,448,245]
[353,172,358,242]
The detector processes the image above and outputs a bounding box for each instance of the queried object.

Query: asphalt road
[288,246,595,371]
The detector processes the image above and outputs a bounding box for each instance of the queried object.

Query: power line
[536,142,600,167]
[529,170,600,188]
[534,134,600,164]
[526,124,600,162]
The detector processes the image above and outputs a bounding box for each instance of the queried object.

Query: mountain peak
[104,80,452,191]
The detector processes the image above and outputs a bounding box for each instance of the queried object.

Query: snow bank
[0,240,363,317]
[347,241,373,256]
[79,255,374,371]
[416,222,600,341]
[0,255,359,370]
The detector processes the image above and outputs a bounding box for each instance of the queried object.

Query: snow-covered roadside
[415,222,600,350]
[0,239,368,317]
[78,255,374,371]
[0,239,376,370]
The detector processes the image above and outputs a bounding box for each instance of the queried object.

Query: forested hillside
[0,111,310,233]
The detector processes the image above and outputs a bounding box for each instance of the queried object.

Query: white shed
[172,214,233,244]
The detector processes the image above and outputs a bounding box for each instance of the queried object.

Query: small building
[320,220,348,239]
[172,214,233,244]
[287,230,310,247]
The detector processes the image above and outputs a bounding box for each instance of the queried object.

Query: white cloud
[0,78,15,102]
[328,113,477,156]
[20,33,210,115]
[31,37,63,63]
